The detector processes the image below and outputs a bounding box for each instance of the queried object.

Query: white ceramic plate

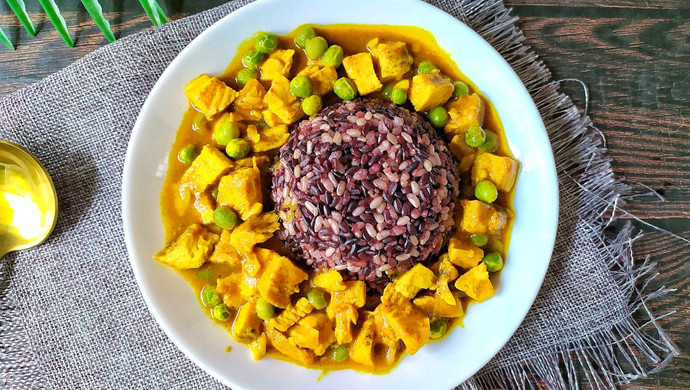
[122,0,559,388]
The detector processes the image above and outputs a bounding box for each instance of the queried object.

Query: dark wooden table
[0,1,687,388]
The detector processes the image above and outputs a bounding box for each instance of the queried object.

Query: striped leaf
[37,0,74,47]
[80,0,115,42]
[6,0,36,36]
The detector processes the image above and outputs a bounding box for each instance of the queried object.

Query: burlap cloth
[0,0,677,388]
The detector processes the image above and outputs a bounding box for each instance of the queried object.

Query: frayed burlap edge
[453,1,678,388]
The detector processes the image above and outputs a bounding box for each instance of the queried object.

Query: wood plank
[507,1,690,10]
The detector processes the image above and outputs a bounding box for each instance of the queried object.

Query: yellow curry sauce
[158,24,516,373]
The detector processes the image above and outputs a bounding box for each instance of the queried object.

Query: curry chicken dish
[155,24,518,372]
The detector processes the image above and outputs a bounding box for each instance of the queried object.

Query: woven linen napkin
[0,0,677,388]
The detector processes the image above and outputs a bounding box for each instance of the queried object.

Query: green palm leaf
[37,0,74,47]
[81,0,115,42]
[0,25,15,50]
[5,0,36,36]
[139,0,168,27]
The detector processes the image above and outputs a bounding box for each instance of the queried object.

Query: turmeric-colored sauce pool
[159,24,515,374]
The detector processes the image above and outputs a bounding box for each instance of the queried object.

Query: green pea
[242,50,264,69]
[470,234,489,247]
[305,36,328,60]
[334,77,358,101]
[307,289,327,310]
[212,303,232,322]
[201,285,222,307]
[428,106,448,128]
[196,265,217,281]
[429,319,448,339]
[452,81,469,98]
[417,61,438,74]
[295,25,316,48]
[236,68,258,86]
[302,95,323,116]
[330,344,349,362]
[178,145,197,164]
[482,251,504,272]
[475,180,498,203]
[391,88,407,105]
[210,186,219,201]
[478,130,498,152]
[226,138,252,159]
[255,297,275,320]
[290,75,313,98]
[214,122,240,146]
[465,125,486,148]
[213,206,239,230]
[255,32,278,54]
[382,82,395,99]
[322,45,344,68]
[192,111,207,132]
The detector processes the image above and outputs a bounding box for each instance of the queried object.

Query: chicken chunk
[430,255,460,305]
[193,192,215,224]
[378,298,429,355]
[266,326,314,365]
[217,167,263,220]
[257,251,308,308]
[312,270,346,292]
[413,292,463,321]
[294,313,335,356]
[229,212,280,255]
[367,38,413,82]
[409,73,454,111]
[184,74,237,119]
[459,200,508,235]
[471,152,519,192]
[216,273,244,309]
[297,65,338,96]
[153,224,218,269]
[444,93,485,138]
[393,264,436,298]
[447,235,484,269]
[248,124,290,153]
[454,262,495,302]
[233,79,267,115]
[269,297,313,332]
[342,53,382,95]
[180,145,234,193]
[263,75,304,124]
[209,230,242,271]
[260,49,294,82]
[349,311,376,366]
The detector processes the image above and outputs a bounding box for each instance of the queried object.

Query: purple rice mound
[271,98,460,286]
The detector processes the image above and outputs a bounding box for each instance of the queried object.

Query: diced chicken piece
[448,133,474,159]
[249,333,267,360]
[262,109,283,127]
[296,313,335,356]
[342,53,382,95]
[312,270,346,292]
[217,167,263,220]
[333,304,358,344]
[349,311,376,366]
[413,292,463,321]
[380,283,408,306]
[288,324,321,351]
[447,235,484,269]
[249,124,290,153]
[454,262,495,302]
[431,254,460,305]
[154,224,218,269]
[193,192,215,224]
[379,299,429,355]
[257,251,308,308]
[235,155,272,171]
[263,76,304,124]
[471,152,519,192]
[297,65,338,96]
[409,73,454,111]
[266,326,314,365]
[444,93,485,138]
[216,273,245,309]
[232,300,263,343]
[367,38,413,82]
[233,79,267,115]
[184,74,237,119]
[260,49,295,81]
[459,200,508,235]
[180,145,234,193]
[209,230,242,271]
[393,79,410,91]
[394,264,436,298]
[373,303,401,348]
[329,281,366,309]
[229,212,280,254]
[268,297,313,332]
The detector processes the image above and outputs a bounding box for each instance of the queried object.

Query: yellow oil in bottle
[0,143,57,253]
